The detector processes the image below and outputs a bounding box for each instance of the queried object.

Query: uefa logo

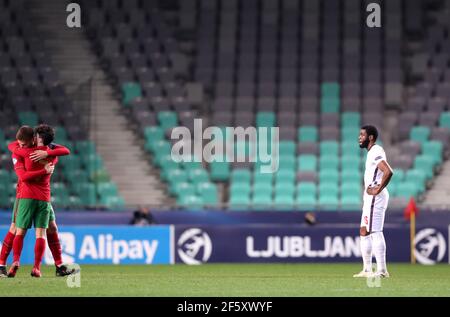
[177,228,212,265]
[414,228,446,265]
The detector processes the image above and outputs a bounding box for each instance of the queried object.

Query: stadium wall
[1,222,448,265]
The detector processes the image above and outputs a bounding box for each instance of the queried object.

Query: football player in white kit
[354,125,393,278]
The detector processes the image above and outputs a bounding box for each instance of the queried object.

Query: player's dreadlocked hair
[35,124,55,146]
[361,125,378,141]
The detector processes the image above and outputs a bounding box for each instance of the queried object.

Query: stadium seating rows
[0,0,124,210]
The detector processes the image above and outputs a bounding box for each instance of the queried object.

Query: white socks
[371,231,387,273]
[360,235,373,272]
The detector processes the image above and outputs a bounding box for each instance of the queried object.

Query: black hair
[35,124,55,146]
[361,125,378,141]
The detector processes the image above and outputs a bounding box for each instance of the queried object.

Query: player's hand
[44,163,55,174]
[30,150,48,162]
[366,184,381,196]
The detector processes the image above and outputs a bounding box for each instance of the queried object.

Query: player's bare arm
[366,160,393,196]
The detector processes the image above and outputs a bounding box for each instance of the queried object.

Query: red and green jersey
[8,141,70,202]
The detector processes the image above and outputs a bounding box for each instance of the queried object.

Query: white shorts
[361,191,389,233]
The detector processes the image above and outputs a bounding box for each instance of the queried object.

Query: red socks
[34,238,46,271]
[0,231,15,265]
[12,234,25,263]
[47,232,63,267]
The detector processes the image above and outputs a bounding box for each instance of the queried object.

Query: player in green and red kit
[0,126,54,277]
[1,125,72,277]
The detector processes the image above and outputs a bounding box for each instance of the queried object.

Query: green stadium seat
[150,140,172,155]
[422,141,443,164]
[197,182,218,205]
[0,170,12,186]
[102,196,126,210]
[320,141,339,156]
[319,169,339,184]
[97,182,119,198]
[279,141,296,156]
[340,194,362,211]
[173,182,196,197]
[296,182,317,197]
[188,168,209,184]
[298,154,317,171]
[229,192,250,209]
[253,182,272,195]
[341,155,361,171]
[341,112,361,128]
[274,181,295,196]
[256,112,276,127]
[54,126,68,143]
[319,155,339,171]
[68,196,83,209]
[341,127,359,142]
[252,193,272,210]
[341,182,362,197]
[439,112,450,130]
[341,141,363,158]
[319,182,339,197]
[52,182,70,200]
[181,160,203,171]
[121,82,142,105]
[18,111,38,126]
[163,168,187,183]
[65,169,89,185]
[81,154,103,170]
[78,183,97,207]
[405,169,427,192]
[144,126,165,141]
[230,181,251,195]
[318,193,339,210]
[75,141,96,156]
[157,111,178,130]
[179,195,203,208]
[321,82,340,98]
[298,126,318,142]
[410,126,430,144]
[278,155,296,171]
[413,155,435,179]
[210,160,230,181]
[274,194,295,210]
[321,97,340,113]
[90,169,111,183]
[231,169,251,183]
[296,194,317,210]
[253,171,273,184]
[275,170,295,183]
[396,181,420,199]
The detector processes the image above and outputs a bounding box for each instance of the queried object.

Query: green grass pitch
[1,263,450,296]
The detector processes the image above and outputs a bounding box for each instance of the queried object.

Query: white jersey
[363,144,388,195]
[361,144,389,232]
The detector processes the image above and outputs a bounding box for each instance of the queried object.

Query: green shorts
[12,198,54,229]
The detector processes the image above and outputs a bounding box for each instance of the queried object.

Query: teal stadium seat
[18,111,38,127]
[439,112,450,130]
[298,154,317,171]
[341,112,361,128]
[410,126,430,144]
[157,111,178,130]
[256,112,276,127]
[298,126,318,142]
[121,82,142,105]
